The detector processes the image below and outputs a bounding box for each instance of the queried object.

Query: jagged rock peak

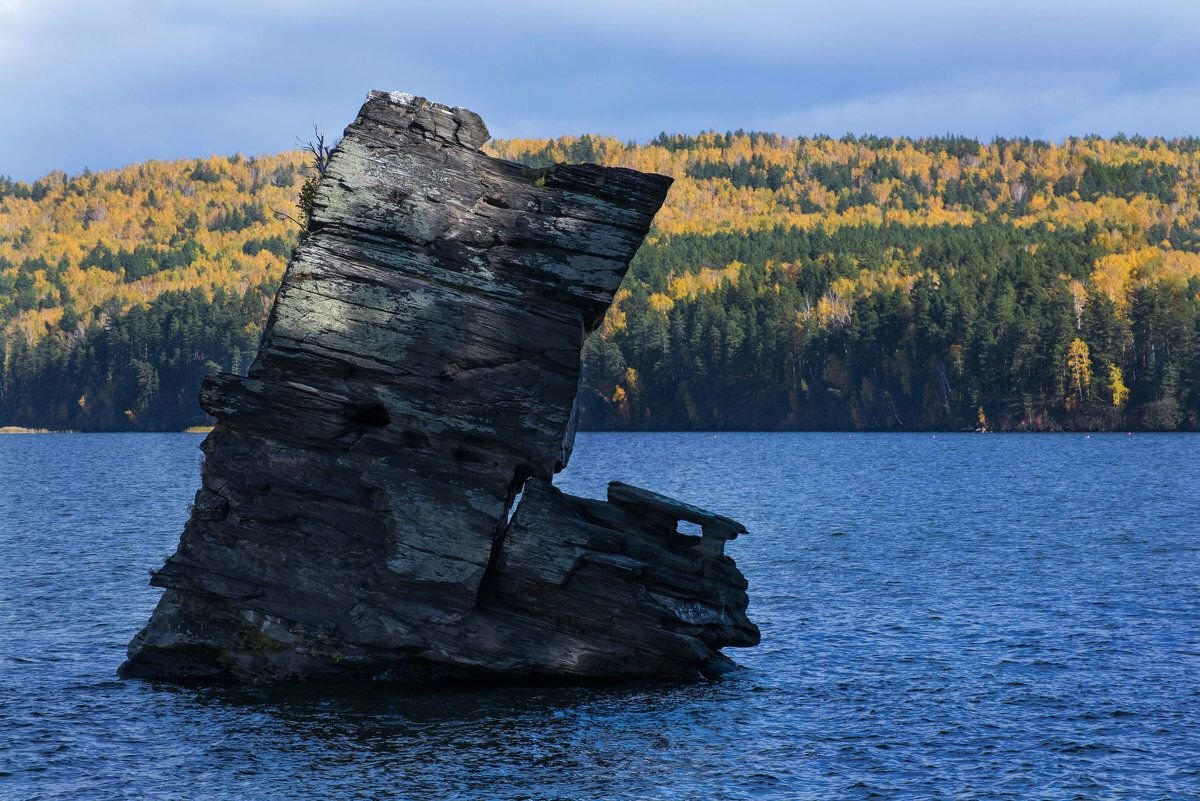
[119,90,757,683]
[361,90,490,150]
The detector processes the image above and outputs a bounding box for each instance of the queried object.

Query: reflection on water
[1,432,1198,799]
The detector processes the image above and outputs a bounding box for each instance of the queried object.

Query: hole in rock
[349,402,390,428]
[674,519,703,547]
[507,483,528,525]
[499,466,533,530]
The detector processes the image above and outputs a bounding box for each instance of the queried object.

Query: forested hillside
[3,133,1199,431]
[0,154,304,429]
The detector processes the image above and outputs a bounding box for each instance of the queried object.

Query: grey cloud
[2,0,1199,180]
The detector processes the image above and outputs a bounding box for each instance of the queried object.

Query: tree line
[1,133,1198,430]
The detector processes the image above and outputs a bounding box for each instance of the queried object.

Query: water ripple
[1,432,1198,799]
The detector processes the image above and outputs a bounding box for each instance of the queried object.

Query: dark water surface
[1,432,1198,800]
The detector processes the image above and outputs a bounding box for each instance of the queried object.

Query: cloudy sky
[2,0,1199,181]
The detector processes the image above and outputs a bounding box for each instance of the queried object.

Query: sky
[2,0,1200,181]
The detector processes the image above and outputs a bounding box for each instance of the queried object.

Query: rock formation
[119,91,759,683]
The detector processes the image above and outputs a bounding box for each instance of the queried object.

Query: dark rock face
[120,91,759,683]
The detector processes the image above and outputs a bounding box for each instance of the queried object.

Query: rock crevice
[120,91,759,683]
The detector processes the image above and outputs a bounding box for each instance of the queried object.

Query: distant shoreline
[0,426,216,434]
[1,427,1193,436]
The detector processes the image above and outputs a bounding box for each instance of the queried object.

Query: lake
[1,432,1198,799]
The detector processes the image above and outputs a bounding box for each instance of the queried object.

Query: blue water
[1,432,1198,800]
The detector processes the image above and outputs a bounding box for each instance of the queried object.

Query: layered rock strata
[120,91,758,682]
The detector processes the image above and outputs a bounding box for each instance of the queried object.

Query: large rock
[119,91,759,683]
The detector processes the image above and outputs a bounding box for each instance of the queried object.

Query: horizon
[8,126,1200,186]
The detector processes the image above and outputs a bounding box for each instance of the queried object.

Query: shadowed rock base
[120,90,759,683]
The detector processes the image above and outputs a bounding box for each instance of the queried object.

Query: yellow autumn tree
[1108,364,1129,409]
[1065,338,1092,410]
